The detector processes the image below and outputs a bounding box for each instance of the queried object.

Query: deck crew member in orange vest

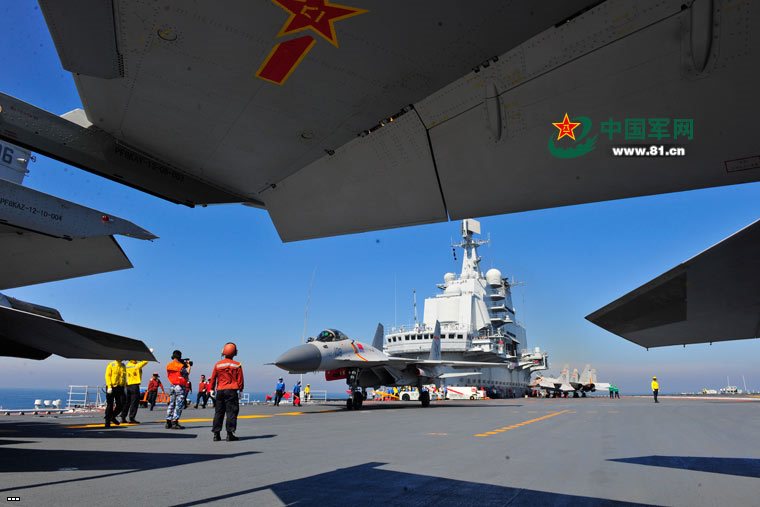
[209,342,244,442]
[165,350,191,429]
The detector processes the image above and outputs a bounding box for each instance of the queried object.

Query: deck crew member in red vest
[195,375,210,409]
[205,378,215,407]
[209,342,244,442]
[146,373,165,411]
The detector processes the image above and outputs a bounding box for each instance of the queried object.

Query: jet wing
[535,379,558,390]
[0,179,156,290]
[0,304,156,361]
[587,219,760,348]
[0,226,133,290]
[12,1,755,241]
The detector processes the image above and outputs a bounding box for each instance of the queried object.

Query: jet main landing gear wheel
[353,391,363,409]
[420,390,430,407]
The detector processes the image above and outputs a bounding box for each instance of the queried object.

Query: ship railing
[305,390,327,402]
[66,385,105,409]
[389,322,473,334]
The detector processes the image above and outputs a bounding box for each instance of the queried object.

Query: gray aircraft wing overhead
[0,179,156,290]
[587,219,760,348]
[0,0,753,241]
[0,298,156,361]
[0,139,157,359]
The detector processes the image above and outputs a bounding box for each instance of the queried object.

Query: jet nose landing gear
[345,369,363,410]
[346,390,364,410]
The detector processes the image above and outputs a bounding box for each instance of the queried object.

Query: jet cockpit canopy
[316,329,349,342]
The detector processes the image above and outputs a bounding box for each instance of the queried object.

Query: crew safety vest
[105,361,126,388]
[125,360,148,385]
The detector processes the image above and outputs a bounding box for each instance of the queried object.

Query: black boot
[129,419,140,424]
[226,432,239,441]
[165,419,172,429]
[172,421,185,430]
[213,432,221,441]
[111,418,120,426]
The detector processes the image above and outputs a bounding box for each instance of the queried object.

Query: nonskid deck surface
[1,398,758,506]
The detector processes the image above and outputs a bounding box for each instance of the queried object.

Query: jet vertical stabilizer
[371,323,384,351]
[580,365,593,385]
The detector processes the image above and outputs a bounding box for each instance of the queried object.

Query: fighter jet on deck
[274,322,513,409]
[532,364,609,397]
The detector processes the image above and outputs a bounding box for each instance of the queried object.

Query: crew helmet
[222,342,238,357]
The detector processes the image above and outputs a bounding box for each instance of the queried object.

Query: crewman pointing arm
[122,360,148,424]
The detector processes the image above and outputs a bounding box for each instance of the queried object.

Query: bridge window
[457,334,463,340]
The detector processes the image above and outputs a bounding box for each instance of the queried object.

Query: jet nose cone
[275,344,321,373]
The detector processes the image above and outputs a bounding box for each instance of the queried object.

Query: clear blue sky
[1,1,758,394]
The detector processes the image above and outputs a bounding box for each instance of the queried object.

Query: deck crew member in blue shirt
[274,377,286,406]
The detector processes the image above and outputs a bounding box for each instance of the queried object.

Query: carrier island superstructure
[384,219,548,397]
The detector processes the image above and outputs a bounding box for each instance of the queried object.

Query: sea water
[0,388,69,410]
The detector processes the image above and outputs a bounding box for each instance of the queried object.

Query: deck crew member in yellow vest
[121,360,148,423]
[651,376,659,404]
[104,360,126,428]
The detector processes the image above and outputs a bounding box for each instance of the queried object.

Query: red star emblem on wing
[272,0,368,47]
[552,113,582,141]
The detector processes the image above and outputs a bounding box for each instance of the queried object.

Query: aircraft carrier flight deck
[1,397,758,506]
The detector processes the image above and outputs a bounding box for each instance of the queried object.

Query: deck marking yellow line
[66,422,141,429]
[67,408,346,428]
[473,410,571,438]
